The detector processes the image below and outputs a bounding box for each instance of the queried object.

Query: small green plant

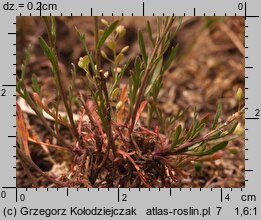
[16,16,244,188]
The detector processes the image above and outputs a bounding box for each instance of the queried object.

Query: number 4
[225,194,230,201]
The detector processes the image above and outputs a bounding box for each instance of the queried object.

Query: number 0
[20,193,25,201]
[1,191,6,198]
[238,3,244,10]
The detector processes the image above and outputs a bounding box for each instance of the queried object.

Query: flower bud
[101,19,109,26]
[99,29,104,36]
[116,101,123,110]
[106,38,116,51]
[116,25,126,38]
[104,71,109,79]
[115,53,124,64]
[114,67,122,74]
[233,123,244,136]
[121,46,129,53]
[101,50,108,59]
[236,88,244,102]
[111,88,119,99]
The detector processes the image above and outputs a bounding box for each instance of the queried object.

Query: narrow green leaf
[42,16,49,26]
[38,37,58,71]
[145,57,163,96]
[134,56,142,78]
[16,80,25,98]
[199,112,210,125]
[185,109,198,140]
[193,141,228,156]
[97,20,119,50]
[23,46,32,66]
[31,74,41,95]
[21,64,26,81]
[119,59,131,79]
[151,57,163,83]
[172,125,182,148]
[51,16,56,43]
[191,123,206,140]
[146,21,155,46]
[212,103,222,129]
[70,64,77,87]
[162,45,179,72]
[156,17,161,39]
[138,31,148,65]
[208,130,223,141]
[227,121,239,135]
[169,17,183,42]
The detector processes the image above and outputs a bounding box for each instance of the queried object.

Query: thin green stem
[94,16,117,158]
[129,17,175,132]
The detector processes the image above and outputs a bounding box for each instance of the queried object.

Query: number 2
[1,89,6,96]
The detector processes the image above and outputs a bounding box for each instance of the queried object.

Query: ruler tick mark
[143,2,145,16]
[2,85,16,87]
[244,2,247,20]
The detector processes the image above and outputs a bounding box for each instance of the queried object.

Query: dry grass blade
[33,93,71,128]
[28,137,71,152]
[16,103,30,158]
[134,100,148,126]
